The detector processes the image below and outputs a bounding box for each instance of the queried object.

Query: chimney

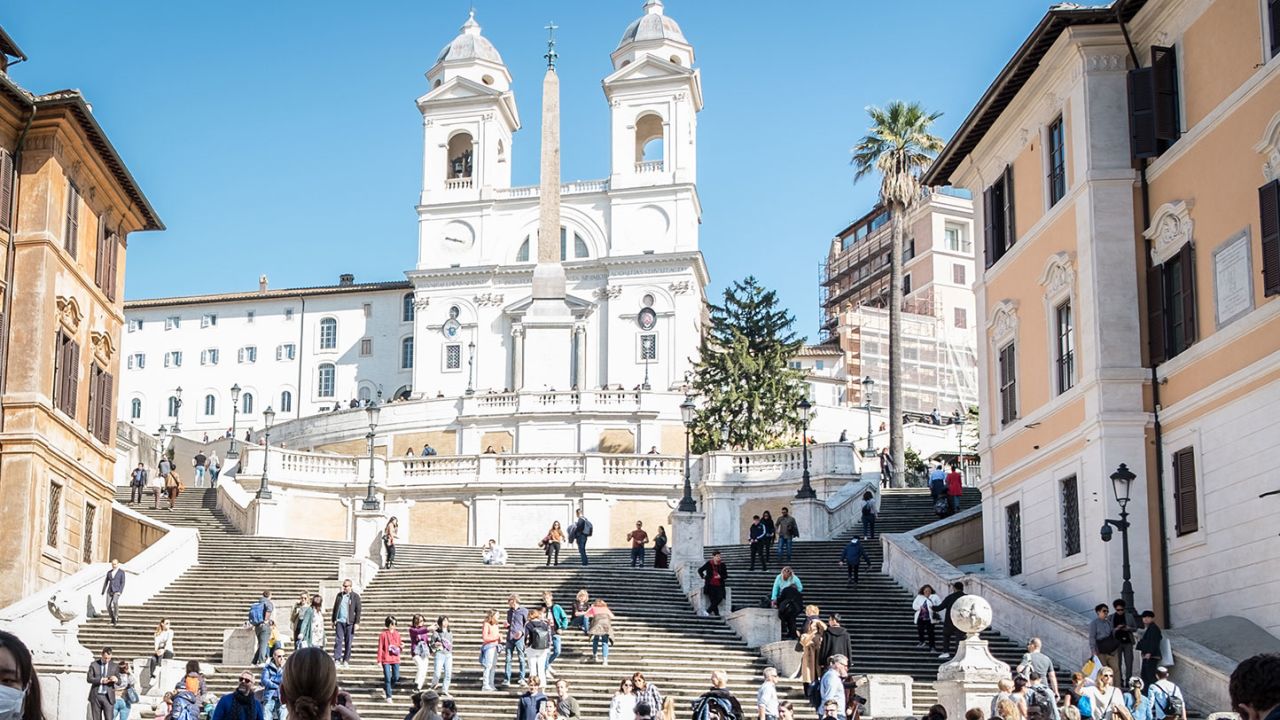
[339,273,355,286]
[258,274,268,293]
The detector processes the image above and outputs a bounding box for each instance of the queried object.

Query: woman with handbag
[382,518,399,569]
[409,614,431,691]
[1082,669,1132,720]
[653,527,670,569]
[163,470,182,511]
[377,616,403,702]
[912,585,941,653]
[480,609,501,692]
[112,660,138,720]
[430,616,454,695]
[584,599,615,665]
[542,522,565,567]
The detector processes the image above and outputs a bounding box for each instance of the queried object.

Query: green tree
[690,277,808,453]
[850,101,945,487]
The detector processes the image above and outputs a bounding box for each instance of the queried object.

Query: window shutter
[1006,344,1017,423]
[106,232,119,302]
[1002,165,1016,252]
[1152,46,1180,143]
[1173,447,1199,534]
[99,372,113,443]
[52,331,63,406]
[65,340,79,417]
[0,149,13,232]
[983,186,996,269]
[1128,67,1157,159]
[1179,243,1197,345]
[95,221,106,290]
[1146,263,1167,365]
[1271,0,1280,57]
[1260,180,1280,296]
[87,364,98,436]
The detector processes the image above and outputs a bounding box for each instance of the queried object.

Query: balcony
[444,177,474,190]
[634,160,664,174]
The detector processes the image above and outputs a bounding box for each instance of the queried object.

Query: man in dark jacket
[839,538,871,587]
[698,551,729,616]
[331,579,362,668]
[817,615,850,669]
[86,647,119,720]
[774,507,799,563]
[936,582,966,658]
[1135,610,1163,688]
[211,671,265,720]
[567,508,592,566]
[1113,598,1139,683]
[748,516,768,571]
[699,670,745,720]
[102,560,126,626]
[776,584,804,640]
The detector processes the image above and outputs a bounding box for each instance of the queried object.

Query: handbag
[1159,637,1174,666]
[126,687,140,704]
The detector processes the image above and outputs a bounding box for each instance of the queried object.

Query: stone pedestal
[338,557,379,591]
[669,509,705,590]
[726,607,780,648]
[352,508,388,565]
[935,636,1012,715]
[856,674,915,718]
[251,495,280,536]
[759,639,802,677]
[792,497,830,542]
[223,625,258,667]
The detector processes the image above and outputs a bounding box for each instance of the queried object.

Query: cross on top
[545,21,559,69]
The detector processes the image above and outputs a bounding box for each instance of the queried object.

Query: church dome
[617,0,687,49]
[436,11,504,65]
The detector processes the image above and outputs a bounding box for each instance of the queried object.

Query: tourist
[756,667,779,720]
[1089,604,1121,677]
[798,613,827,697]
[332,579,362,669]
[699,671,744,720]
[698,551,729,616]
[839,537,871,588]
[298,594,326,650]
[946,463,963,514]
[163,466,182,510]
[860,491,878,539]
[1135,612,1163,688]
[653,527,670,569]
[406,446,417,457]
[626,521,649,568]
[1227,653,1280,720]
[383,518,399,569]
[378,616,404,702]
[261,649,285,720]
[1124,679,1151,720]
[997,699,1022,720]
[193,449,208,487]
[1062,708,1081,720]
[1064,674,1087,716]
[149,460,166,509]
[209,451,221,483]
[1020,638,1060,698]
[149,619,174,682]
[928,462,947,508]
[585,598,615,665]
[409,615,432,691]
[1011,675,1031,719]
[111,660,137,720]
[290,591,311,645]
[1084,669,1130,720]
[568,509,593,566]
[129,463,147,504]
[177,658,207,696]
[101,560,126,626]
[542,521,565,567]
[422,444,437,457]
[1145,667,1185,720]
[633,672,663,718]
[770,567,804,639]
[819,656,849,720]
[430,615,454,694]
[819,699,841,720]
[280,647,360,719]
[1113,599,1139,684]
[441,698,457,720]
[540,592,569,676]
[248,591,275,665]
[775,507,799,562]
[760,511,777,560]
[778,700,795,720]
[210,670,264,719]
[990,678,1015,718]
[926,705,949,720]
[748,515,769,571]
[504,594,530,686]
[818,613,850,671]
[517,676,548,720]
[610,678,636,720]
[482,539,508,565]
[912,584,941,652]
[480,610,501,692]
[878,448,893,488]
[1027,671,1060,720]
[936,582,966,659]
[414,690,442,720]
[555,680,581,720]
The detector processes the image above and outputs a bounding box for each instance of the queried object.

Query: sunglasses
[239,677,253,684]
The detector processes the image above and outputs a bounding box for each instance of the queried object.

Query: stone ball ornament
[949,594,993,636]
[47,590,80,624]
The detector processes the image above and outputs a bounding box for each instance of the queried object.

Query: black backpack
[692,695,736,720]
[527,622,551,650]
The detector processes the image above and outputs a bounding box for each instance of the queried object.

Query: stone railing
[444,177,473,190]
[635,160,664,173]
[216,474,255,534]
[457,389,650,417]
[492,179,609,199]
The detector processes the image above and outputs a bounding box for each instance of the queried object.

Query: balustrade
[634,160,664,173]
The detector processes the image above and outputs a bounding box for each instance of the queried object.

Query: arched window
[402,293,415,322]
[242,393,255,415]
[204,394,216,416]
[358,386,372,402]
[280,390,293,413]
[447,132,474,179]
[319,317,337,350]
[318,364,336,398]
[635,113,664,164]
[401,337,415,370]
[130,398,141,420]
[517,227,589,263]
[167,396,179,418]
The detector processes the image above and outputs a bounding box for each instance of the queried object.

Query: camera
[1100,523,1113,542]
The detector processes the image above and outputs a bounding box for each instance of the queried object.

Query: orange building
[925,0,1280,635]
[0,28,162,606]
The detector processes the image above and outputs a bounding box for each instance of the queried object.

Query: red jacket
[946,471,962,496]
[377,629,403,664]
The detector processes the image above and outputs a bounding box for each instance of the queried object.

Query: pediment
[418,76,505,104]
[503,293,596,318]
[604,55,693,85]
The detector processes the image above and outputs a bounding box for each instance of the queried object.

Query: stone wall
[918,505,984,566]
[409,500,470,545]
[393,430,458,456]
[109,507,168,562]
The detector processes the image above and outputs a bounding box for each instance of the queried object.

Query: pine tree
[689,277,808,452]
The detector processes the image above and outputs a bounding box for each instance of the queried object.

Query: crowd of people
[124,447,222,512]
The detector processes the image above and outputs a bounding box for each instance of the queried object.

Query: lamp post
[956,406,966,470]
[861,375,875,454]
[642,353,651,391]
[156,425,168,468]
[171,386,183,433]
[720,423,730,451]
[677,396,697,512]
[257,406,275,500]
[795,397,816,499]
[228,383,242,458]
[1101,463,1137,615]
[465,341,476,396]
[362,400,382,510]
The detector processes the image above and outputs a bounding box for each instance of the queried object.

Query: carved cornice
[89,330,115,363]
[1255,111,1280,182]
[1144,200,1194,266]
[56,295,83,333]
[594,285,622,300]
[1039,251,1075,298]
[473,293,504,307]
[668,280,692,295]
[989,299,1019,345]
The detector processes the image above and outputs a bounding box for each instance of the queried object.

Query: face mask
[0,684,27,720]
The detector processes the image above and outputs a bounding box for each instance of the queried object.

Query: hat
[1156,666,1168,674]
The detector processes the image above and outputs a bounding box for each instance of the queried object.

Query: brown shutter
[1173,447,1199,535]
[1260,180,1280,296]
[1002,165,1016,252]
[1006,344,1017,423]
[0,149,13,232]
[87,363,97,436]
[1146,263,1166,365]
[65,185,79,257]
[1152,46,1180,143]
[52,330,63,406]
[94,219,106,290]
[1128,67,1157,159]
[106,232,119,302]
[1179,243,1197,345]
[98,371,114,443]
[65,340,79,418]
[983,185,997,269]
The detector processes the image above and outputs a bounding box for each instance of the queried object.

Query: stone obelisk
[520,24,576,391]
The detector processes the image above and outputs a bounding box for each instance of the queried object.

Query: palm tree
[850,101,944,488]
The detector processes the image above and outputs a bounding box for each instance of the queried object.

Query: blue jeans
[382,663,400,698]
[332,621,354,663]
[630,546,645,567]
[481,644,497,689]
[576,537,589,565]
[862,514,876,538]
[592,634,610,660]
[949,496,961,513]
[504,638,527,684]
[776,537,794,562]
[195,466,206,486]
[433,651,453,692]
[263,696,284,720]
[113,699,131,720]
[547,634,562,669]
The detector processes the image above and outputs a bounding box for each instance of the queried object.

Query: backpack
[1152,682,1184,719]
[933,497,949,516]
[581,519,593,537]
[692,694,736,720]
[248,600,266,626]
[527,622,551,650]
[169,691,200,720]
[1027,686,1057,720]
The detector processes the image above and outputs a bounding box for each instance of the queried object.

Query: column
[511,325,524,390]
[573,324,587,389]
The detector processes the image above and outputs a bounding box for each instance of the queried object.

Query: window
[1006,502,1023,576]
[82,502,97,563]
[319,318,337,350]
[903,237,916,263]
[1259,180,1280,297]
[45,481,63,549]
[1061,475,1081,557]
[204,394,216,416]
[445,344,462,370]
[200,313,217,328]
[1047,116,1067,206]
[954,307,968,329]
[86,363,113,444]
[94,222,119,301]
[1147,244,1197,364]
[201,348,219,366]
[1055,301,1076,394]
[1270,0,1280,58]
[127,353,145,370]
[242,393,254,414]
[789,361,802,370]
[279,390,293,413]
[247,310,255,324]
[902,274,912,294]
[284,308,294,321]
[164,316,180,330]
[403,293,415,322]
[64,181,79,257]
[276,343,296,361]
[1173,446,1199,535]
[127,318,143,332]
[998,343,1017,426]
[945,223,972,253]
[360,338,373,356]
[0,148,13,233]
[52,329,79,419]
[1128,46,1181,158]
[983,166,1016,268]
[317,364,336,397]
[953,264,966,286]
[130,398,141,420]
[640,334,657,361]
[362,303,373,319]
[238,346,257,364]
[401,337,414,369]
[517,228,590,263]
[165,351,183,368]
[815,360,825,371]
[167,396,179,417]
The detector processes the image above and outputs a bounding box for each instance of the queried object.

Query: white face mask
[0,684,27,720]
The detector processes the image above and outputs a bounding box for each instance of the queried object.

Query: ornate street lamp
[257,406,276,500]
[861,375,875,453]
[956,405,966,469]
[156,426,168,468]
[228,383,242,458]
[362,400,382,510]
[720,423,730,451]
[677,396,697,512]
[466,341,476,396]
[795,397,816,499]
[171,386,183,433]
[1101,463,1137,615]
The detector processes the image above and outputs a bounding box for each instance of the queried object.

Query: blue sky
[6,1,1049,338]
